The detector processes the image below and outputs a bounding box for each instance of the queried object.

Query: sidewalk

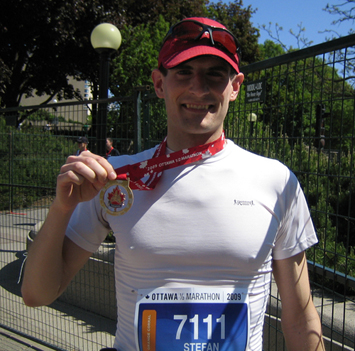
[0,208,115,351]
[0,327,57,351]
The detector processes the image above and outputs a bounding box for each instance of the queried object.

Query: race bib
[135,287,249,351]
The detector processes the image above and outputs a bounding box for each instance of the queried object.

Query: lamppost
[91,23,122,156]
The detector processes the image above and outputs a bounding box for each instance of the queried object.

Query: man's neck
[166,130,223,151]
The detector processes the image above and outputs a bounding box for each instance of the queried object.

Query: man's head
[152,17,244,151]
[158,17,241,74]
[77,136,88,152]
[106,138,114,150]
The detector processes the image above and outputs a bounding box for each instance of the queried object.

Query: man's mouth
[184,104,212,110]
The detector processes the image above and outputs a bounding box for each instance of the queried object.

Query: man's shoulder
[227,140,287,168]
[108,145,158,168]
[226,140,295,187]
[111,148,120,156]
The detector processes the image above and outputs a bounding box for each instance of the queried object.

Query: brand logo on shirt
[234,200,255,206]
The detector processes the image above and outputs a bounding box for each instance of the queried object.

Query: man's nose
[189,73,209,96]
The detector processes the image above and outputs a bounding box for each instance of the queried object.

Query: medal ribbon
[114,132,226,190]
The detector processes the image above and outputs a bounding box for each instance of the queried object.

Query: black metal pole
[97,50,111,156]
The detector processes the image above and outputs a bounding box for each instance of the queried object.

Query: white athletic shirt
[66,140,318,351]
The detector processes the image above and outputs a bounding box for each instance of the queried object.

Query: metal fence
[230,34,355,351]
[1,34,355,350]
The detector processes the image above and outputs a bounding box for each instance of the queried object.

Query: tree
[324,1,355,31]
[205,0,261,65]
[260,22,314,51]
[0,0,124,112]
[121,0,208,27]
[259,1,355,52]
[258,40,285,60]
[107,16,170,146]
[323,1,355,86]
[110,16,170,98]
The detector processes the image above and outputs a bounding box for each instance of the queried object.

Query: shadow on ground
[0,249,116,336]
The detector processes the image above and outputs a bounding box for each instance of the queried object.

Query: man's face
[152,56,244,149]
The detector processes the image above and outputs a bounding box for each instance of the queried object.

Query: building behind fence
[1,34,355,350]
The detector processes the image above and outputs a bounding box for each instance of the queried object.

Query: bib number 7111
[174,314,225,340]
[135,287,249,351]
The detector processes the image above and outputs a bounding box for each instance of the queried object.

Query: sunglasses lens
[172,22,203,41]
[212,30,237,53]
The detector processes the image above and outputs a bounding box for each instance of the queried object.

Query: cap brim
[161,45,240,73]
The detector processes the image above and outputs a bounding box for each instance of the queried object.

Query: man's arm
[21,152,117,307]
[273,251,325,351]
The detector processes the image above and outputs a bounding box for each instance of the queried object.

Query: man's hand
[56,151,117,212]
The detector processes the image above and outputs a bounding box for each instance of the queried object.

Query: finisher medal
[100,179,134,216]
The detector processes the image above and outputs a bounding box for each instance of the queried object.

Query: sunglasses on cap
[163,19,241,58]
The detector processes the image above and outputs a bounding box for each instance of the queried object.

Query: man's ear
[151,69,165,99]
[230,72,244,101]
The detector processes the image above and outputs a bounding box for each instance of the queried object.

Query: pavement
[0,208,57,350]
[0,208,115,351]
[0,326,57,351]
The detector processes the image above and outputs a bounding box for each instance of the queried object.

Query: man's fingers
[57,168,86,186]
[60,153,117,184]
[60,162,97,184]
[89,154,117,181]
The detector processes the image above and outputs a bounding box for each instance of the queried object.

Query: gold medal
[100,179,134,216]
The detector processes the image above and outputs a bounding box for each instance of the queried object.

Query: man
[106,137,120,158]
[75,136,89,155]
[22,18,324,351]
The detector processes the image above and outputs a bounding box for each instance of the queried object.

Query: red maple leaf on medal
[108,186,126,209]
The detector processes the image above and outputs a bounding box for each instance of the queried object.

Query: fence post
[134,86,152,153]
[133,89,142,154]
[9,131,13,212]
[142,91,151,151]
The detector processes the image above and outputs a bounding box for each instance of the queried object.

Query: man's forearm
[282,307,325,351]
[21,200,74,306]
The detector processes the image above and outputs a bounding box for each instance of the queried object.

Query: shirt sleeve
[65,194,111,253]
[272,170,318,260]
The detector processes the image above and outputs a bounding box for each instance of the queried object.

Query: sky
[220,0,354,48]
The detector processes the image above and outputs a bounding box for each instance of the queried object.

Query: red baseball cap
[158,17,240,73]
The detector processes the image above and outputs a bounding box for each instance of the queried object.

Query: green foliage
[109,16,169,148]
[26,109,65,123]
[110,16,170,98]
[259,40,285,60]
[0,121,73,210]
[143,95,168,147]
[204,0,261,64]
[242,53,355,153]
[122,0,207,27]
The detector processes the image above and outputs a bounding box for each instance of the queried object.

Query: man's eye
[177,69,192,75]
[208,71,226,78]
